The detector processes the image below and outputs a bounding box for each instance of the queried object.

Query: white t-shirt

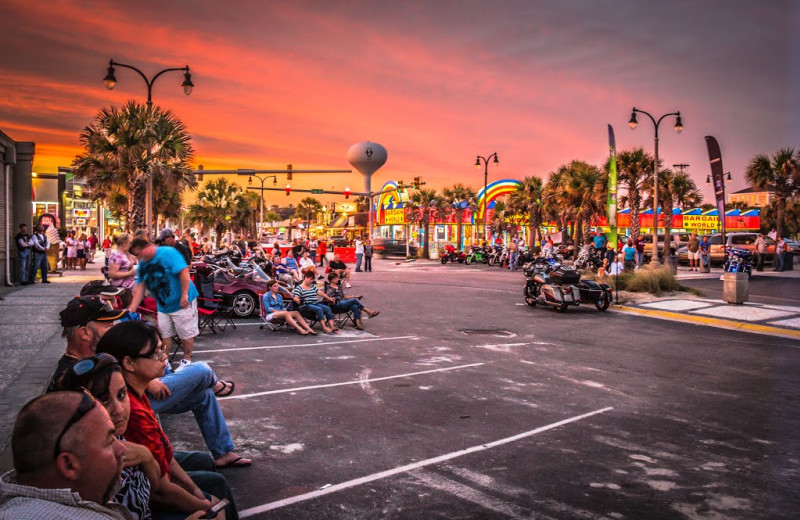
[355,240,364,254]
[607,261,624,275]
[299,257,315,270]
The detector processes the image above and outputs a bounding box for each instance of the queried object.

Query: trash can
[785,252,794,271]
[722,272,748,304]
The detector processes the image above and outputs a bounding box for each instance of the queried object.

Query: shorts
[264,312,275,322]
[157,299,199,340]
[77,250,86,259]
[688,250,701,260]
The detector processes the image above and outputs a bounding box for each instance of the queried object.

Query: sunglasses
[81,300,116,326]
[70,353,118,378]
[53,389,97,459]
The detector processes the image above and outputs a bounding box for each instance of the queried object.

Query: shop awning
[328,215,349,228]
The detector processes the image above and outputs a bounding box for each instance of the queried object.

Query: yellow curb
[610,305,800,341]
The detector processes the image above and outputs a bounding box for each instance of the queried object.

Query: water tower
[347,141,387,237]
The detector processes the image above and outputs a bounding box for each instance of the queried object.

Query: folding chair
[195,270,236,335]
[323,282,355,328]
[258,292,288,332]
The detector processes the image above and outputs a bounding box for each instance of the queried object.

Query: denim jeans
[775,252,786,271]
[332,298,363,320]
[152,451,239,520]
[355,253,363,271]
[304,302,333,322]
[509,251,519,270]
[364,255,372,271]
[150,362,235,459]
[18,249,31,283]
[635,252,644,267]
[31,252,48,282]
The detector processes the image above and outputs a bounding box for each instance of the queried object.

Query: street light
[103,59,195,240]
[629,107,683,264]
[475,152,499,242]
[237,171,278,238]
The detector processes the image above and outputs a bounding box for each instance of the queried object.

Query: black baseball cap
[80,280,124,297]
[60,296,126,328]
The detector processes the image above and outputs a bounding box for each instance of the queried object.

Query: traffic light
[398,180,405,192]
[413,176,421,189]
[344,187,351,199]
[285,183,291,196]
[286,164,293,180]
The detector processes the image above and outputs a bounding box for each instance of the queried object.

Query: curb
[610,305,800,341]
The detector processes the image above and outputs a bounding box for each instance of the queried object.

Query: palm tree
[745,148,799,238]
[264,211,282,235]
[762,198,800,236]
[406,188,444,259]
[547,161,605,246]
[610,148,654,241]
[231,191,259,236]
[72,100,195,231]
[441,184,477,248]
[295,197,323,238]
[507,176,545,250]
[186,179,244,246]
[354,195,370,214]
[647,169,702,254]
[725,200,751,212]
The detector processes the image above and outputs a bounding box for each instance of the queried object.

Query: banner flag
[704,136,727,244]
[606,125,618,249]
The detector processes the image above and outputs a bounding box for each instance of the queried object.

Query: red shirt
[126,386,173,478]
[318,241,327,255]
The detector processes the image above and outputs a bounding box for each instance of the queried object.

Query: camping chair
[136,297,184,363]
[195,269,236,335]
[323,282,356,328]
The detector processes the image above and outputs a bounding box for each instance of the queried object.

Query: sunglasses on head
[81,300,115,326]
[53,389,97,459]
[70,353,118,378]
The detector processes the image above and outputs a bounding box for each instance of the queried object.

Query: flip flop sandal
[215,456,252,468]
[214,380,235,397]
[369,311,381,318]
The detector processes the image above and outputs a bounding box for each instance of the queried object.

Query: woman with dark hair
[325,272,379,330]
[96,321,240,520]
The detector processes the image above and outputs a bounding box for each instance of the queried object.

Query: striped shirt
[293,284,319,305]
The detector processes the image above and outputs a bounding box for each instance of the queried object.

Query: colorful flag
[704,136,726,243]
[606,125,618,250]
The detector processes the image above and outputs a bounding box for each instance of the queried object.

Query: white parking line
[218,363,485,401]
[194,335,418,354]
[239,406,614,517]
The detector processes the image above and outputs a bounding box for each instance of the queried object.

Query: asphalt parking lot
[160,262,800,520]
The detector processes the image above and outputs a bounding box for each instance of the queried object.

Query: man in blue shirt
[127,237,199,366]
[592,232,607,254]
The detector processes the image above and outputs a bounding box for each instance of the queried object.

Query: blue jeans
[31,252,48,282]
[303,302,333,322]
[509,251,519,270]
[149,362,235,459]
[355,253,363,271]
[332,298,363,320]
[775,252,786,271]
[635,252,644,267]
[152,451,238,520]
[18,249,31,283]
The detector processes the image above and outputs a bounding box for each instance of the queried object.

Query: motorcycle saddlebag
[549,266,580,285]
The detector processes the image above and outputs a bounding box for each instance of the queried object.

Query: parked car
[372,238,418,257]
[328,235,350,248]
[676,233,776,265]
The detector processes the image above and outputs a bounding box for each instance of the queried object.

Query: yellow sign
[683,214,719,230]
[384,208,405,225]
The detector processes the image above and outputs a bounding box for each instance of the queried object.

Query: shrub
[604,267,684,296]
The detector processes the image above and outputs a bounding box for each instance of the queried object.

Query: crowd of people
[2,227,386,519]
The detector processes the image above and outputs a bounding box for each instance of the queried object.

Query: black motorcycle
[573,247,604,272]
[723,247,753,277]
[523,261,612,312]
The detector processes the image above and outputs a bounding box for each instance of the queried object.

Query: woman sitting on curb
[325,272,379,330]
[262,280,317,335]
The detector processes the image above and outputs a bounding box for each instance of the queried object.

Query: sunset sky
[1,0,798,205]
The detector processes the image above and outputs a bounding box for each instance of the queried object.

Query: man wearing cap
[15,223,33,285]
[80,280,130,310]
[128,237,199,367]
[0,392,134,519]
[157,228,193,265]
[46,296,126,392]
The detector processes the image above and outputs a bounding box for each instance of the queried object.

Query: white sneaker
[176,359,191,371]
[346,283,352,288]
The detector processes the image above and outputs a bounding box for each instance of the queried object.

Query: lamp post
[628,107,683,264]
[238,171,277,238]
[103,59,195,240]
[475,152,499,242]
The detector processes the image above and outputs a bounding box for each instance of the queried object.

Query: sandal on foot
[214,380,235,397]
[368,311,380,318]
[215,455,252,468]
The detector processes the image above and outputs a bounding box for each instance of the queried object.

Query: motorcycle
[523,261,612,313]
[573,247,604,272]
[465,245,490,265]
[723,247,753,276]
[488,246,510,267]
[441,244,467,264]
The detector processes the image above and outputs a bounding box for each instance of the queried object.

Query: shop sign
[75,218,87,225]
[384,208,405,225]
[683,214,719,230]
[73,208,90,218]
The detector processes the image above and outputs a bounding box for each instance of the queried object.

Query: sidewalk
[0,257,107,465]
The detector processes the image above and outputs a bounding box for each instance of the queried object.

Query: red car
[192,261,268,318]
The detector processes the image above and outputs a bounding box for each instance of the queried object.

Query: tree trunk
[663,210,674,256]
[422,216,431,259]
[630,206,641,240]
[455,210,463,248]
[777,197,786,238]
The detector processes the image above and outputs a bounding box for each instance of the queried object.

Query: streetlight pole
[238,171,277,238]
[103,59,195,240]
[628,108,683,264]
[475,152,499,243]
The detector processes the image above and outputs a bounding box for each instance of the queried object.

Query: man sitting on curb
[0,391,134,519]
[46,296,250,469]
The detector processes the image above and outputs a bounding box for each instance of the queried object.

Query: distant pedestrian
[768,227,777,241]
[309,237,318,264]
[687,233,700,271]
[699,235,711,269]
[509,239,519,271]
[754,233,768,271]
[774,237,786,272]
[102,234,112,260]
[15,223,32,285]
[317,239,328,267]
[354,236,364,272]
[88,232,98,263]
[623,239,637,271]
[30,224,51,283]
[634,234,645,268]
[364,239,373,272]
[76,233,88,270]
[65,230,77,270]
